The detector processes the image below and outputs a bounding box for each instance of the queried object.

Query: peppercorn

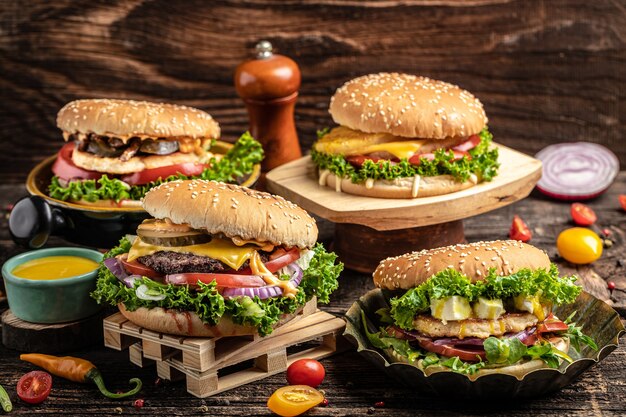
[133,399,144,408]
[608,281,616,291]
[321,399,329,407]
[602,228,612,237]
[367,407,375,414]
[374,401,385,408]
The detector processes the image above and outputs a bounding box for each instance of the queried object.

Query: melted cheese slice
[127,237,257,270]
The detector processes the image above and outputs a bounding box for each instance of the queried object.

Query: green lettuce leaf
[311,128,499,183]
[49,132,263,203]
[389,265,581,330]
[91,237,342,336]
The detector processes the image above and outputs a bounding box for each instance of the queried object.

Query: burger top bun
[57,99,220,140]
[142,180,318,249]
[374,240,551,290]
[329,73,487,140]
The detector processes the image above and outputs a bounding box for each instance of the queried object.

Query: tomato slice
[119,255,163,279]
[17,371,52,404]
[267,385,324,417]
[120,162,208,185]
[416,338,486,362]
[52,143,103,181]
[509,215,532,242]
[452,134,481,152]
[166,273,266,288]
[537,315,569,334]
[570,203,597,226]
[408,150,469,165]
[620,195,626,211]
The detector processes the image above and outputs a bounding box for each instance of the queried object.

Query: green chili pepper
[0,383,12,412]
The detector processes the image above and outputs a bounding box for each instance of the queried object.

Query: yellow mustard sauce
[12,256,99,280]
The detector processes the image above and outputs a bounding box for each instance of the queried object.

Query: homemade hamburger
[364,240,596,377]
[312,73,499,198]
[49,99,262,207]
[92,179,342,337]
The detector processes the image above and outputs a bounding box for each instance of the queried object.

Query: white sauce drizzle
[335,175,342,192]
[411,175,421,197]
[469,173,478,184]
[319,169,330,186]
[365,178,374,189]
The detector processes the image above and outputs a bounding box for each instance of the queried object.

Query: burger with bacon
[49,99,262,207]
[92,179,342,337]
[364,240,597,377]
[312,73,499,198]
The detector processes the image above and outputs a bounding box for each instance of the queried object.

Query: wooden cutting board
[266,143,542,231]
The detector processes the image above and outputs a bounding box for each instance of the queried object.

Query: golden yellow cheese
[127,237,257,270]
[314,126,430,159]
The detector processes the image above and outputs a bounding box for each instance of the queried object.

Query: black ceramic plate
[344,289,624,399]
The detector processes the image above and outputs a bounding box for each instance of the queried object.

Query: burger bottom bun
[118,303,306,337]
[385,337,570,381]
[72,149,210,175]
[322,171,476,199]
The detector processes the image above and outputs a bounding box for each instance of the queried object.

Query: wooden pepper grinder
[235,41,302,180]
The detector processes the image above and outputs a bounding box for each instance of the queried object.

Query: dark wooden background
[1,0,624,184]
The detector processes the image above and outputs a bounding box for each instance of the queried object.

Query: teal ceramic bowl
[2,247,103,323]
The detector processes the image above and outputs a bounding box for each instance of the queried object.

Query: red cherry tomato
[17,371,52,404]
[570,203,597,226]
[166,272,266,288]
[120,162,208,185]
[286,359,326,388]
[452,134,481,152]
[619,195,626,211]
[52,143,103,181]
[120,256,163,279]
[408,150,469,166]
[509,215,532,242]
[236,248,301,275]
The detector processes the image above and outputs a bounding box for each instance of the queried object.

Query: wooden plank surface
[266,143,542,229]
[0,174,625,415]
[0,0,624,187]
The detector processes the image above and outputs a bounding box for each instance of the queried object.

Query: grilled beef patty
[137,251,270,275]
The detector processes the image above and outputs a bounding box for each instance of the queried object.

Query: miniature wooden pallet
[104,297,319,372]
[129,310,347,397]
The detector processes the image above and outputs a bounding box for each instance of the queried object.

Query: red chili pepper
[608,281,616,291]
[374,401,385,408]
[133,399,144,408]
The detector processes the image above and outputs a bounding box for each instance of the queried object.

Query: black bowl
[344,289,624,399]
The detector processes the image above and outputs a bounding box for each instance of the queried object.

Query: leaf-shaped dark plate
[344,289,624,399]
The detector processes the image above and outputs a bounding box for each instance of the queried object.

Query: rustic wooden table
[1,175,625,416]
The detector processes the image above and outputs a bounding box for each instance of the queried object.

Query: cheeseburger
[49,99,262,207]
[92,179,342,337]
[312,73,499,198]
[366,240,596,377]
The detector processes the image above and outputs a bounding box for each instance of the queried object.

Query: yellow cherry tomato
[267,385,324,417]
[557,227,603,264]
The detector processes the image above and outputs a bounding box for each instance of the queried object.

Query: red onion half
[536,142,619,200]
[221,262,303,299]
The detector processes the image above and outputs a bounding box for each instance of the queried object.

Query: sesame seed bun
[329,73,487,139]
[57,99,220,140]
[142,180,318,249]
[373,240,551,290]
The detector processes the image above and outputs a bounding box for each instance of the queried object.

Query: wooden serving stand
[266,143,542,273]
[102,298,347,398]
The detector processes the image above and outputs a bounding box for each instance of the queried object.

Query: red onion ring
[536,142,619,200]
